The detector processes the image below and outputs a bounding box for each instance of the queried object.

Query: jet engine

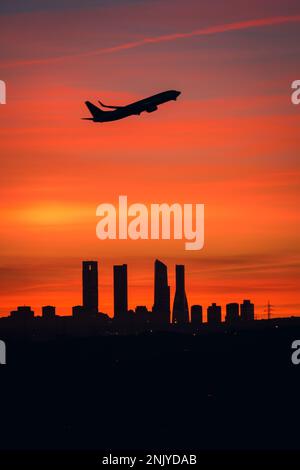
[146,105,158,113]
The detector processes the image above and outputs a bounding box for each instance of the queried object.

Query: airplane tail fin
[85,101,104,118]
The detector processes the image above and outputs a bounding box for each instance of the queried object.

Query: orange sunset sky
[0,0,299,319]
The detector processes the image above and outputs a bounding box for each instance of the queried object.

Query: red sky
[0,0,299,319]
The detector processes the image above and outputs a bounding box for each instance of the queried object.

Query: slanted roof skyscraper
[152,259,170,324]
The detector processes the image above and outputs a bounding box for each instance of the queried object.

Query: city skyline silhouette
[1,259,261,328]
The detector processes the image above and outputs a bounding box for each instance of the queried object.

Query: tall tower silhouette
[152,259,170,324]
[172,265,189,324]
[82,261,98,314]
[114,264,128,319]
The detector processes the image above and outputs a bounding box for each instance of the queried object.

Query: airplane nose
[175,90,181,97]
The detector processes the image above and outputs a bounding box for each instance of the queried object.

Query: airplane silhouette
[83,90,181,123]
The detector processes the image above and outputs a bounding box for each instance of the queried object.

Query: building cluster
[9,260,255,326]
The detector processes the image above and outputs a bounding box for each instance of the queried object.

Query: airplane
[82,89,181,123]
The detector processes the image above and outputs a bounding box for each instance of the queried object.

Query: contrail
[1,14,300,68]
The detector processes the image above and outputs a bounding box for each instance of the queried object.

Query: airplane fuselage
[84,90,181,123]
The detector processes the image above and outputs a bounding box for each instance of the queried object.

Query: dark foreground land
[1,319,300,461]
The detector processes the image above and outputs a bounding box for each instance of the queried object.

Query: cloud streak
[1,14,300,68]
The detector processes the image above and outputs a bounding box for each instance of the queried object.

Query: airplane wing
[98,100,123,110]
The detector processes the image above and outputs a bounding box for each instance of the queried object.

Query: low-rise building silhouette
[135,305,152,323]
[207,303,222,324]
[10,306,34,319]
[240,299,254,321]
[72,305,85,318]
[225,303,239,324]
[42,305,56,319]
[191,305,203,325]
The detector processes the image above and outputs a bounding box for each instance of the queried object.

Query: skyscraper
[114,264,128,319]
[172,265,189,324]
[152,259,170,324]
[82,261,98,314]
